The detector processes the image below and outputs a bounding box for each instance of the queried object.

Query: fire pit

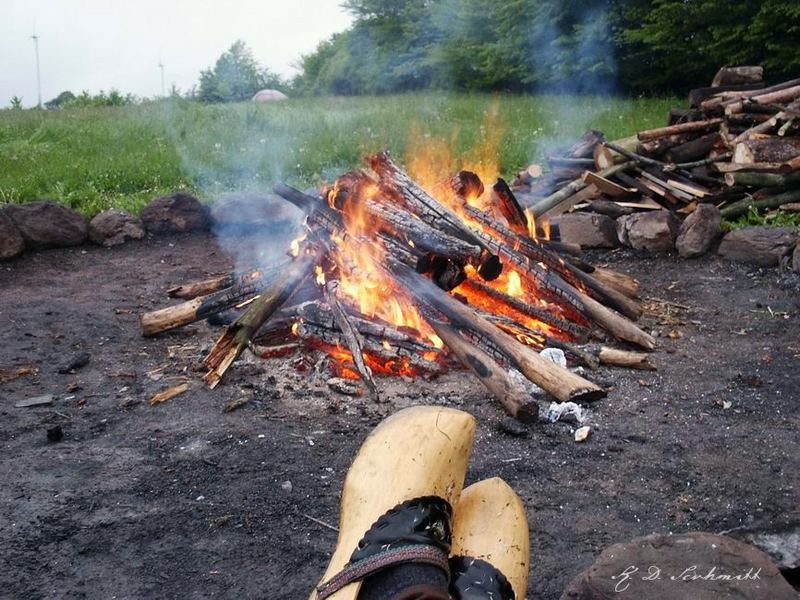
[141,151,657,421]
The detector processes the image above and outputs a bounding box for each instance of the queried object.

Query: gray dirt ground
[1,232,798,599]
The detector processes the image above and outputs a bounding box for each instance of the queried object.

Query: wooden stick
[582,266,640,299]
[726,84,800,115]
[202,252,317,388]
[428,318,538,422]
[324,281,380,401]
[723,171,800,188]
[637,118,723,142]
[719,188,800,219]
[598,347,656,370]
[390,261,606,403]
[167,274,235,299]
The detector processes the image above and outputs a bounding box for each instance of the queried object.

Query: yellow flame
[315,266,326,286]
[507,270,524,297]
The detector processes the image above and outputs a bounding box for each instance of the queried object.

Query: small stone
[88,210,145,247]
[15,394,55,408]
[57,352,90,374]
[540,348,567,368]
[47,425,64,443]
[676,204,722,258]
[281,480,293,492]
[574,425,591,442]
[498,417,530,438]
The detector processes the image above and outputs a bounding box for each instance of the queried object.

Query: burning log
[460,278,590,340]
[141,269,276,336]
[427,318,539,422]
[167,274,236,299]
[368,151,503,280]
[324,280,379,401]
[462,205,642,320]
[491,177,528,236]
[390,260,606,404]
[202,251,317,388]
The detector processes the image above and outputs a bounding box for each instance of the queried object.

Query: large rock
[676,204,722,258]
[0,209,25,260]
[616,212,679,253]
[5,201,87,249]
[551,212,619,248]
[718,226,798,267]
[88,210,145,247]
[141,192,209,234]
[210,192,300,233]
[561,532,796,600]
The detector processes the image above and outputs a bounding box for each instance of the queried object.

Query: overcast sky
[2,0,354,107]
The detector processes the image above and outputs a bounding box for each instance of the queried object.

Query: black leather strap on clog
[316,496,453,599]
[449,555,515,600]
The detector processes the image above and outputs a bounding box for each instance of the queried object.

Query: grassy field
[0,93,678,217]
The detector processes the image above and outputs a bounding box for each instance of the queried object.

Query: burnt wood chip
[57,352,90,374]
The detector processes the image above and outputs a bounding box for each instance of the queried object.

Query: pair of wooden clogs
[310,406,530,600]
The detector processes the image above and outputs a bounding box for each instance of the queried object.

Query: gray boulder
[718,226,798,267]
[89,210,145,247]
[5,201,87,249]
[0,209,25,260]
[794,244,800,272]
[551,212,619,248]
[141,192,209,234]
[676,203,722,258]
[616,211,679,253]
[561,532,796,600]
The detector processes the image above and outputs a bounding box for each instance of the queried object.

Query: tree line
[294,0,800,96]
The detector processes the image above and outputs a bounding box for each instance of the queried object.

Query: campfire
[141,150,657,421]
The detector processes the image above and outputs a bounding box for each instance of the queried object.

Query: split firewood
[149,383,190,405]
[202,252,318,388]
[711,66,764,87]
[732,138,800,164]
[491,177,528,236]
[323,280,379,401]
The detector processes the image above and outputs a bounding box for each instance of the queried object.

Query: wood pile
[516,67,800,222]
[141,152,660,421]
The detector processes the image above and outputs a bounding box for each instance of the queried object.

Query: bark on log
[719,188,800,219]
[723,171,800,188]
[585,266,640,299]
[664,133,721,164]
[689,83,764,108]
[390,261,606,403]
[202,252,317,388]
[167,274,235,299]
[428,318,539,422]
[537,185,601,220]
[637,119,723,142]
[726,85,800,115]
[638,133,697,158]
[563,130,605,158]
[598,347,656,370]
[733,138,800,164]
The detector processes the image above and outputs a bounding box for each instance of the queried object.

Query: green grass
[0,94,678,217]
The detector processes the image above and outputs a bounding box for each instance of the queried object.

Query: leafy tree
[198,40,287,103]
[9,96,23,109]
[45,91,76,109]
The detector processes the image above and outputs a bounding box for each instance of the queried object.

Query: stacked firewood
[516,66,800,222]
[141,152,659,421]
